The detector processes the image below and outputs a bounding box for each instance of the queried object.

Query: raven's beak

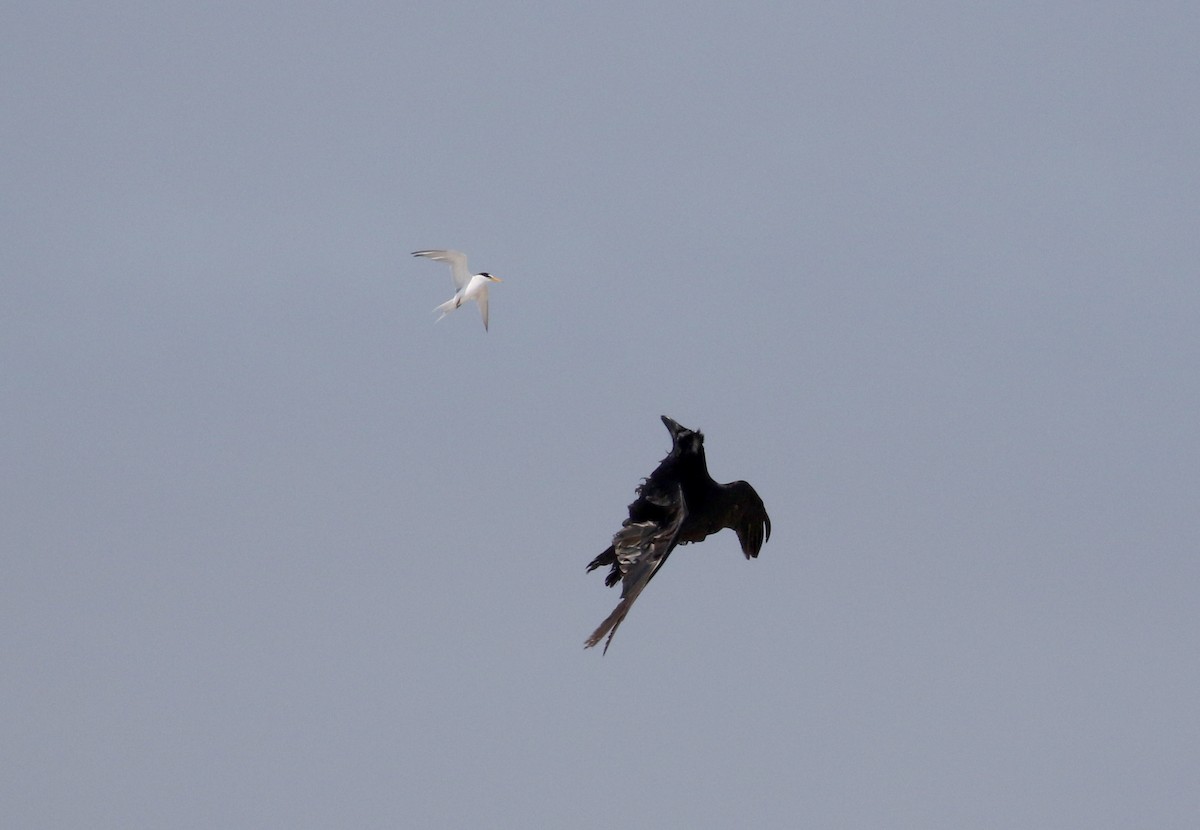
[660,415,685,438]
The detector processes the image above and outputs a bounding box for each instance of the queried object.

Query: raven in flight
[585,416,771,653]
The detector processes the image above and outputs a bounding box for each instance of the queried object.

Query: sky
[3,2,1198,827]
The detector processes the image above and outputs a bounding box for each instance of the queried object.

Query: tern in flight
[585,416,771,653]
[411,249,502,331]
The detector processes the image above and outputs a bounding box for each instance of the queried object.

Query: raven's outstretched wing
[585,474,679,587]
[726,480,772,559]
[584,486,686,654]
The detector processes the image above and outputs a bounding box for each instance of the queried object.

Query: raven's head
[661,415,705,457]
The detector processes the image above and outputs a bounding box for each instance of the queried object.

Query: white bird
[411,249,503,331]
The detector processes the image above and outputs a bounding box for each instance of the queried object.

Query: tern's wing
[411,249,469,291]
[585,485,687,654]
[476,283,490,331]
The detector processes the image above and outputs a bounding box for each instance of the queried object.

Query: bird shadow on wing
[584,486,687,655]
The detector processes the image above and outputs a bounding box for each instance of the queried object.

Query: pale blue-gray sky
[3,2,1198,827]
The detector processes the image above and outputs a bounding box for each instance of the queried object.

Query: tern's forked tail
[433,295,461,322]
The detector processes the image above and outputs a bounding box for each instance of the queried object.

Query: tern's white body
[412,249,502,331]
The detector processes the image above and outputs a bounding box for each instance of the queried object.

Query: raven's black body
[584,416,771,652]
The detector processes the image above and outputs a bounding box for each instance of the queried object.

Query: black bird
[585,416,771,653]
